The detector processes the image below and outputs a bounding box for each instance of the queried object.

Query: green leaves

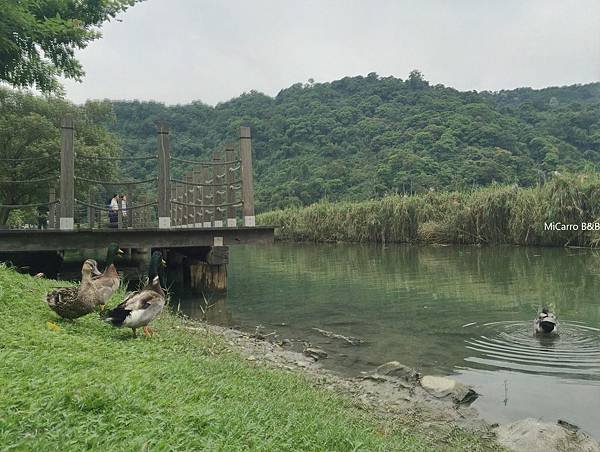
[0,0,142,93]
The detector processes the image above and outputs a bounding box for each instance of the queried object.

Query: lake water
[172,243,600,438]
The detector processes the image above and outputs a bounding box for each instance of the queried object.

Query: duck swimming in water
[534,307,559,335]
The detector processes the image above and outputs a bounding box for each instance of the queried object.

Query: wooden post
[124,193,130,228]
[188,246,229,292]
[193,167,203,227]
[213,152,223,227]
[48,185,56,229]
[175,182,182,228]
[88,190,95,229]
[186,172,194,228]
[181,174,187,227]
[202,166,211,228]
[240,126,255,226]
[157,123,171,229]
[225,145,236,227]
[59,117,74,230]
[170,185,176,228]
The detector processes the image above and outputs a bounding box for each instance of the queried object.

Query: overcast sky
[61,0,600,105]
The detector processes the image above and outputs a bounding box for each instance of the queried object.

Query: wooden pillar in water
[188,246,229,292]
[59,117,75,230]
[225,145,237,227]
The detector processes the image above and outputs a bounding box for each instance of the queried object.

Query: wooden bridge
[0,118,273,290]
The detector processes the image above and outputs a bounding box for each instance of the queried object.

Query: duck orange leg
[143,326,153,337]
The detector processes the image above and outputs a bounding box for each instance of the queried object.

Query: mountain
[106,72,600,212]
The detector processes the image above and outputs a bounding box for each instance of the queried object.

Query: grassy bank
[258,173,600,247]
[0,266,494,451]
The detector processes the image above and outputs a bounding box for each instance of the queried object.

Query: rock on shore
[495,418,600,452]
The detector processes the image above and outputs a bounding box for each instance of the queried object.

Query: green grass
[0,266,495,451]
[258,173,600,247]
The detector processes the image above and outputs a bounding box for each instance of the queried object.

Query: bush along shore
[0,265,501,451]
[258,173,600,247]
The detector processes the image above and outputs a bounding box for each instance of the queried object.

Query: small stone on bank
[304,347,328,360]
[375,361,419,380]
[420,375,478,405]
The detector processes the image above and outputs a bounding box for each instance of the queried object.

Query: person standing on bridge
[109,194,119,228]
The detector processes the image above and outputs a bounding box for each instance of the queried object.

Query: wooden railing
[0,117,256,230]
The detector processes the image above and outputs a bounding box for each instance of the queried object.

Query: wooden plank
[59,117,74,230]
[240,126,255,226]
[157,123,171,228]
[0,227,274,252]
[225,146,236,227]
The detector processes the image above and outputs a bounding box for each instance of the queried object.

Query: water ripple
[463,321,600,379]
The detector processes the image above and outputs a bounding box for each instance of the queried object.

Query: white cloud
[61,0,600,105]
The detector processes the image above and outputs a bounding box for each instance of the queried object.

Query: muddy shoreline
[178,320,600,452]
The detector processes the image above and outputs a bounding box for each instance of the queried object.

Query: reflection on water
[170,243,600,438]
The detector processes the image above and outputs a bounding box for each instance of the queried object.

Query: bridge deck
[0,227,274,252]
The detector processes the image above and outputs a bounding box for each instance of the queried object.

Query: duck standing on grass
[45,244,123,320]
[45,259,107,319]
[534,307,559,335]
[105,251,166,338]
[93,243,125,288]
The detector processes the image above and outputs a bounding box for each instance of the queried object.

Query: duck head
[82,259,101,279]
[148,251,166,280]
[106,243,125,266]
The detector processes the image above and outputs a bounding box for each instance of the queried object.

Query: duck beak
[92,267,102,276]
[161,259,167,266]
[117,248,125,256]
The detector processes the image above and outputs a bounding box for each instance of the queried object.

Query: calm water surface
[172,243,600,437]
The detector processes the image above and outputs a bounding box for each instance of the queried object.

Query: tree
[407,69,428,90]
[0,88,120,224]
[104,76,600,211]
[0,0,141,93]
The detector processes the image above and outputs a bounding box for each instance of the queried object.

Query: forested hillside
[107,72,600,212]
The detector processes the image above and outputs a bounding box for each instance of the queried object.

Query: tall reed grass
[258,173,600,247]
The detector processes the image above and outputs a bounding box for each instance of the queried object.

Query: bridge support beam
[157,123,171,229]
[180,246,229,292]
[225,145,237,227]
[240,127,255,227]
[59,117,74,230]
